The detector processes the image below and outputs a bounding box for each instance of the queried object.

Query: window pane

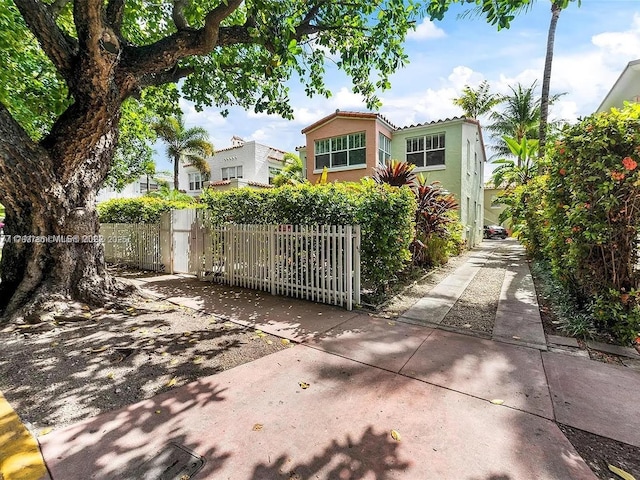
[332,151,347,167]
[315,154,330,170]
[350,132,365,149]
[221,168,228,180]
[237,166,243,178]
[349,148,366,165]
[407,152,424,167]
[426,150,445,166]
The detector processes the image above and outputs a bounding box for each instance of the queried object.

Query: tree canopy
[0,0,535,320]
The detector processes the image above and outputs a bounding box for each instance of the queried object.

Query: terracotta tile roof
[209,180,232,186]
[301,109,397,134]
[247,181,275,188]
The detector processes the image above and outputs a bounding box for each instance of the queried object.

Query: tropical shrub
[540,103,640,343]
[373,161,463,266]
[97,197,199,223]
[200,181,416,292]
[372,159,416,187]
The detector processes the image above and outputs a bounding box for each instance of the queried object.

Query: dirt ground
[0,298,288,435]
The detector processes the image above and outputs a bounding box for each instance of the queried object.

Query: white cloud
[447,66,485,91]
[592,13,640,57]
[407,19,446,41]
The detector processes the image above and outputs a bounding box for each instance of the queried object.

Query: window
[221,166,243,180]
[378,133,391,165]
[474,152,478,175]
[466,140,471,174]
[188,172,203,191]
[406,133,445,168]
[268,166,281,185]
[314,132,366,170]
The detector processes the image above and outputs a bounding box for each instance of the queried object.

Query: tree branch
[0,102,54,193]
[74,0,107,56]
[138,65,196,89]
[106,0,126,36]
[120,0,244,87]
[172,0,190,30]
[13,0,76,83]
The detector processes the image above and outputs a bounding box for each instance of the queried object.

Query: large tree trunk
[538,2,561,163]
[0,96,133,322]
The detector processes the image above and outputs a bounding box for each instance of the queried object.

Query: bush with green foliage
[97,197,199,224]
[511,103,640,343]
[200,181,416,292]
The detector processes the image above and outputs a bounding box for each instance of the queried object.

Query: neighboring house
[179,136,286,196]
[299,110,486,246]
[96,174,173,203]
[483,184,509,229]
[597,59,640,112]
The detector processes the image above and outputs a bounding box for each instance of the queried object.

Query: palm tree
[539,0,578,161]
[491,137,539,189]
[452,80,503,119]
[273,153,305,186]
[488,82,541,163]
[146,183,195,203]
[153,115,214,191]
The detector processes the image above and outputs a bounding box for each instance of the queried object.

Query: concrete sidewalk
[38,240,640,479]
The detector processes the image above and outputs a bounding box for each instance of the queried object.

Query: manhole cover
[119,442,205,480]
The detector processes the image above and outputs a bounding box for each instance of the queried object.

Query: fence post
[354,225,361,305]
[346,225,353,310]
[269,225,276,295]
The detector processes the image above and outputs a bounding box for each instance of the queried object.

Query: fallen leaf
[161,352,168,356]
[299,381,310,390]
[126,307,135,313]
[91,346,109,353]
[107,372,115,380]
[281,339,290,345]
[83,313,92,319]
[39,427,53,436]
[183,331,191,336]
[490,399,505,405]
[193,356,203,364]
[167,377,177,387]
[51,342,59,347]
[266,340,273,345]
[170,359,179,365]
[387,321,396,326]
[188,339,197,343]
[512,336,521,340]
[224,322,234,328]
[391,430,401,441]
[155,410,162,414]
[252,423,264,431]
[608,464,636,480]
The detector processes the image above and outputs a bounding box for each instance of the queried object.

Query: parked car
[484,225,508,239]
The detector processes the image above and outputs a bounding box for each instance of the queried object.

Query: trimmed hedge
[200,180,416,291]
[97,197,200,224]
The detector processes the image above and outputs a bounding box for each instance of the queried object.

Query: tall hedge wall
[200,180,416,291]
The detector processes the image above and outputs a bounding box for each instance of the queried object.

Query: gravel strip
[440,245,508,333]
[0,300,288,433]
[379,249,473,318]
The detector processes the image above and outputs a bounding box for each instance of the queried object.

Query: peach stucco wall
[305,117,393,183]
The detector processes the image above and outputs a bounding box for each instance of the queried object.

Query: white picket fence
[202,224,361,309]
[101,223,163,271]
[101,210,361,309]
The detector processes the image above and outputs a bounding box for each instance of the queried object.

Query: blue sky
[160,0,640,177]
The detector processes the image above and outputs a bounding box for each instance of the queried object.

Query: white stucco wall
[180,139,286,195]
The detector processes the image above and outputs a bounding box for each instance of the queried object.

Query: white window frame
[378,133,391,165]
[314,132,366,171]
[221,166,243,181]
[188,172,203,191]
[406,132,446,169]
